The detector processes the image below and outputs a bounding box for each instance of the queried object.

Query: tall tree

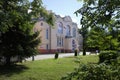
[0,0,54,65]
[76,0,120,54]
[75,3,90,55]
[78,21,89,55]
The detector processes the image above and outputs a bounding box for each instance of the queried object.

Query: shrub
[74,50,78,56]
[54,52,59,59]
[61,63,120,80]
[99,50,118,64]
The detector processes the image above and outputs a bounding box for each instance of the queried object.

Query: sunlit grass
[0,55,98,80]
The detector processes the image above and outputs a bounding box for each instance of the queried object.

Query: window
[72,40,75,51]
[46,44,49,50]
[57,37,63,47]
[57,37,59,46]
[46,29,48,39]
[59,37,61,46]
[62,38,63,46]
[73,28,76,37]
[66,25,71,36]
[58,22,63,34]
[40,22,43,26]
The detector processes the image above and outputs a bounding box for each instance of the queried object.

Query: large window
[58,22,63,34]
[72,28,76,37]
[46,29,49,39]
[57,37,63,47]
[66,25,71,36]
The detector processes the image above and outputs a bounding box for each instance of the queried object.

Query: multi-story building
[34,14,82,54]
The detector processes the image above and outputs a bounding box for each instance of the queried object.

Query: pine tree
[0,0,54,65]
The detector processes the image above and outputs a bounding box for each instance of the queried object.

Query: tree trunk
[83,48,86,55]
[5,56,11,66]
[32,56,34,61]
[83,34,86,56]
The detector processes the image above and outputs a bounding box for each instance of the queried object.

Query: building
[34,14,82,54]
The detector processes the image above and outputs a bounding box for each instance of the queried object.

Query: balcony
[65,35,72,38]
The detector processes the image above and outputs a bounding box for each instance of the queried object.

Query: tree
[87,25,119,51]
[87,26,105,51]
[76,0,120,54]
[75,3,90,55]
[0,0,54,65]
[78,24,88,55]
[77,0,120,26]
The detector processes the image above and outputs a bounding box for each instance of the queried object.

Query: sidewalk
[26,53,75,61]
[25,52,96,61]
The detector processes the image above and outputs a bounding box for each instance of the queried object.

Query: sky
[42,0,83,28]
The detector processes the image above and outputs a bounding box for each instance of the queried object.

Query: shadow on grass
[0,64,29,77]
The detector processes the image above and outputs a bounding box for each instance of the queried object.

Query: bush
[74,50,78,56]
[61,63,120,80]
[99,50,118,64]
[54,52,59,59]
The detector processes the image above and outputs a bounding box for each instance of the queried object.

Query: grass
[0,55,99,80]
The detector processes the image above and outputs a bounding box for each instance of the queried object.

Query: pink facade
[34,14,81,54]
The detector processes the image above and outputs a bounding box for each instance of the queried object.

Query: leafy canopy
[75,0,120,52]
[0,0,54,64]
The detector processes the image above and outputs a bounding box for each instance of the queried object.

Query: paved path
[26,53,76,61]
[25,52,97,61]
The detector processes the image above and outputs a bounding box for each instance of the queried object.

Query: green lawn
[0,55,99,80]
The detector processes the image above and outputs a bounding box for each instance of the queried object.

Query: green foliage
[61,55,120,80]
[76,0,120,26]
[99,51,119,64]
[76,0,120,52]
[75,2,90,55]
[87,26,105,50]
[74,50,78,56]
[54,52,59,59]
[0,0,54,65]
[87,26,119,51]
[61,63,120,80]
